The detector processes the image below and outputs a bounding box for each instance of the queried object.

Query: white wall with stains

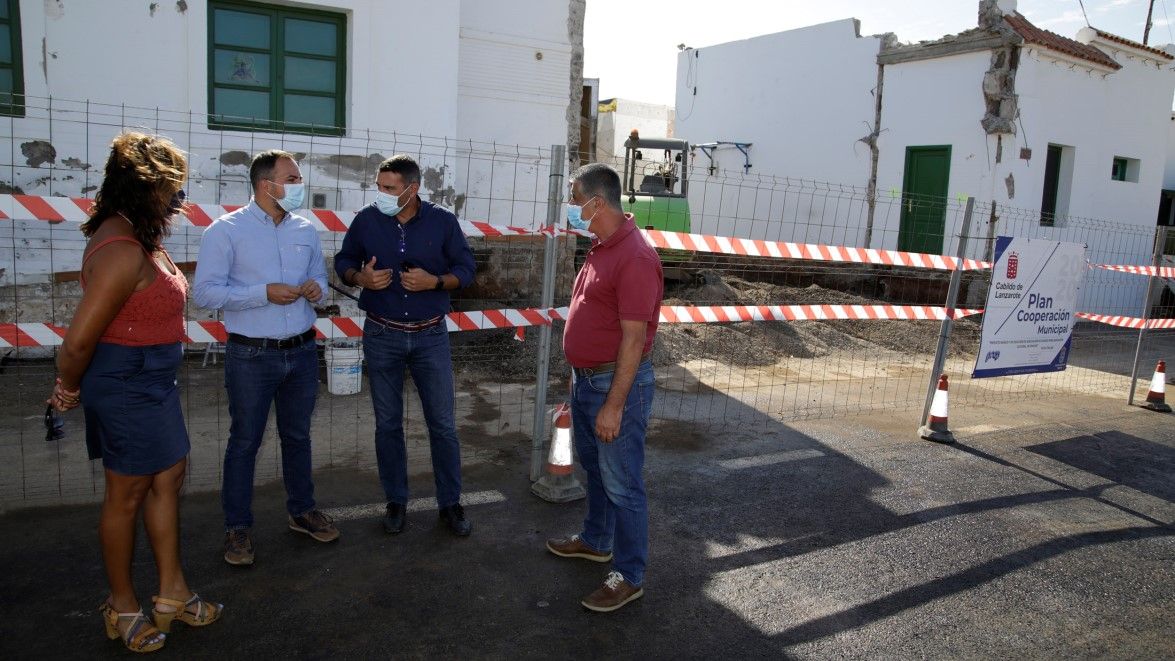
[0,0,580,292]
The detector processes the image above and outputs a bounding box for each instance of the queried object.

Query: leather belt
[227,328,316,350]
[573,352,652,378]
[367,313,443,333]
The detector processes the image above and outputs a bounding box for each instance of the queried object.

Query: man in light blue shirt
[193,149,338,567]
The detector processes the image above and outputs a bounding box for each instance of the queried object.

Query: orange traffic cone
[530,403,586,502]
[1143,360,1172,413]
[919,374,956,443]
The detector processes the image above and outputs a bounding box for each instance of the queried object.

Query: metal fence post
[1128,225,1168,405]
[920,197,976,437]
[530,144,565,480]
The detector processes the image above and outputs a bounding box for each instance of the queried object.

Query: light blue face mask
[375,187,412,217]
[566,197,596,231]
[270,181,305,212]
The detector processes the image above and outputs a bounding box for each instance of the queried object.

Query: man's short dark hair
[250,149,295,190]
[378,154,422,185]
[571,162,622,211]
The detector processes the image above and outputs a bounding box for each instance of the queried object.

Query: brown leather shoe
[223,529,254,566]
[581,571,643,612]
[546,534,612,562]
[288,510,340,543]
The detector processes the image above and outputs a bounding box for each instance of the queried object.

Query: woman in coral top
[48,133,222,653]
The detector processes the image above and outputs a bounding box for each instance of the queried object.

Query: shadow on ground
[1,377,1172,658]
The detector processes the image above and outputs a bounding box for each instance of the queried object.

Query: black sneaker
[383,502,406,534]
[439,504,471,537]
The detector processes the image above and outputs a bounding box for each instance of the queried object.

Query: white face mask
[375,187,412,216]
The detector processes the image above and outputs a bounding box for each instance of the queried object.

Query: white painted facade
[1163,113,1175,191]
[673,12,1175,315]
[673,19,886,244]
[0,0,580,289]
[676,20,882,186]
[595,98,675,167]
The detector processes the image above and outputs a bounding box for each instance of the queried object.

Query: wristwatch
[434,275,444,291]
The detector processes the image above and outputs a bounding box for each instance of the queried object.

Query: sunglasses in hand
[44,404,65,442]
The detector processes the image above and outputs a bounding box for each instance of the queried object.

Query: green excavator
[619,130,694,275]
[621,129,692,235]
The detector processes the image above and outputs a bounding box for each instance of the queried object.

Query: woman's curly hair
[82,132,187,250]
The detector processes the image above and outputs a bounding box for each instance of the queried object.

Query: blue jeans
[222,340,318,530]
[572,360,655,587]
[364,320,462,508]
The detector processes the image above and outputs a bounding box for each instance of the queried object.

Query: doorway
[898,146,952,254]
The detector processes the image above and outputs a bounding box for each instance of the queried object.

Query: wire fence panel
[1,96,1172,509]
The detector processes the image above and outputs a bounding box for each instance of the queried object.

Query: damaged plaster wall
[566,0,586,170]
[0,0,584,318]
[980,45,1020,135]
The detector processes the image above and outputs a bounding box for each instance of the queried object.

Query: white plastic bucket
[326,343,363,395]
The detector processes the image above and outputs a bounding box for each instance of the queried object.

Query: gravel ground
[657,271,983,366]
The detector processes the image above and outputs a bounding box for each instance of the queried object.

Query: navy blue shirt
[334,198,476,322]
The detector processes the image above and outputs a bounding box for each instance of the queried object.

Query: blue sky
[584,0,1171,106]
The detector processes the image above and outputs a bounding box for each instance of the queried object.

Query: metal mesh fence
[1,96,1170,509]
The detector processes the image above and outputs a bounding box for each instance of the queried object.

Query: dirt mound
[656,271,981,365]
[456,270,982,379]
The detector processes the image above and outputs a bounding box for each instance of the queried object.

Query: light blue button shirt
[193,200,327,339]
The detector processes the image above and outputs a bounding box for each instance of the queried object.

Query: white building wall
[1165,113,1175,191]
[595,99,674,168]
[0,0,576,288]
[673,19,882,241]
[1016,44,1171,229]
[456,0,574,227]
[874,50,995,255]
[669,15,1173,315]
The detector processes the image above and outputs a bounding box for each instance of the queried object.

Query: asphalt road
[1,391,1172,659]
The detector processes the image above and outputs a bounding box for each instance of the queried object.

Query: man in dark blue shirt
[335,155,476,536]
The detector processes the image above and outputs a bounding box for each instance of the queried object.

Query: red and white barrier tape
[659,304,983,323]
[1093,264,1175,279]
[0,194,544,238]
[2,194,1169,276]
[0,307,570,348]
[11,304,1175,347]
[1074,313,1175,330]
[640,228,992,271]
[0,304,974,347]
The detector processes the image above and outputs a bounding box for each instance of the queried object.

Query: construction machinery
[621,129,691,234]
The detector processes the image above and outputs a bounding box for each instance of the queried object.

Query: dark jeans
[572,360,655,587]
[222,339,318,530]
[363,320,462,508]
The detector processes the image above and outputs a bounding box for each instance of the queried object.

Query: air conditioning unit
[310,189,337,210]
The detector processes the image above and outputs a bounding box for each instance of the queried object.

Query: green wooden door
[898,146,951,254]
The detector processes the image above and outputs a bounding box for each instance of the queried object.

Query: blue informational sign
[972,236,1086,379]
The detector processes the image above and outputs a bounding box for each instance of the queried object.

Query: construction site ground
[1,374,1173,658]
[1,266,1173,657]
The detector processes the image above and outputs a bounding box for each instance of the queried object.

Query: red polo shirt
[563,214,664,368]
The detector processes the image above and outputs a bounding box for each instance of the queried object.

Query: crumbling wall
[978,0,1020,135]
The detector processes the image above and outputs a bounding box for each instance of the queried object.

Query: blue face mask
[566,197,596,231]
[375,187,412,217]
[270,181,305,212]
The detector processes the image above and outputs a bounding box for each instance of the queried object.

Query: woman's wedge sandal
[100,601,166,653]
[151,593,223,633]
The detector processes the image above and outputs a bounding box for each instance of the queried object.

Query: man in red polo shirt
[546,163,663,612]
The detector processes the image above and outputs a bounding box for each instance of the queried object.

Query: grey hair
[571,162,623,211]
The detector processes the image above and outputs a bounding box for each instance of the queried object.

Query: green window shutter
[0,0,25,117]
[208,0,345,136]
[1111,158,1128,182]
